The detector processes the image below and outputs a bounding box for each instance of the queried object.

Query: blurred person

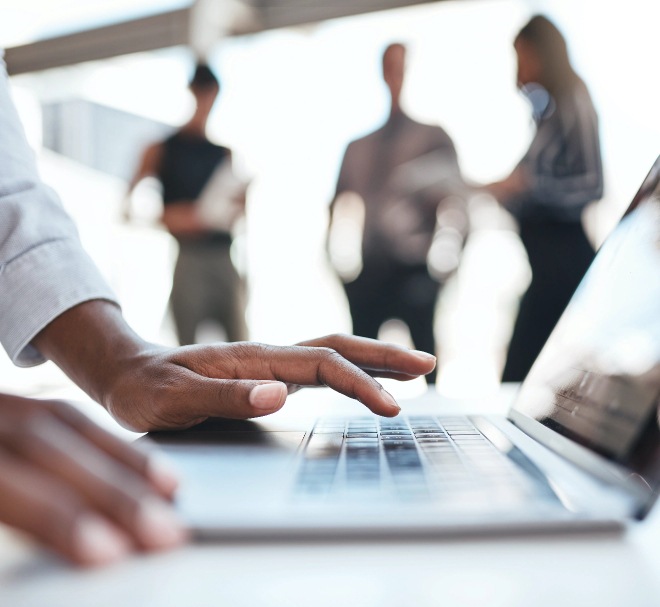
[329,43,467,384]
[126,62,247,345]
[485,15,603,382]
[0,56,436,565]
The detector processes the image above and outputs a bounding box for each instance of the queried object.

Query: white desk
[2,386,660,607]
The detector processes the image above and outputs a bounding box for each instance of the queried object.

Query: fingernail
[249,383,287,410]
[73,515,130,565]
[410,350,436,362]
[147,454,180,496]
[135,499,186,549]
[382,390,401,413]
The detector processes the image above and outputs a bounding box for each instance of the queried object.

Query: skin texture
[0,394,185,567]
[32,301,436,432]
[0,300,434,565]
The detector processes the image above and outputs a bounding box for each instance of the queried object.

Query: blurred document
[197,160,248,231]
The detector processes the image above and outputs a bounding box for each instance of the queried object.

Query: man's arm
[0,60,184,565]
[33,300,435,432]
[0,55,118,367]
[5,309,433,566]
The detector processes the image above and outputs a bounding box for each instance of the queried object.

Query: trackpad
[147,424,306,522]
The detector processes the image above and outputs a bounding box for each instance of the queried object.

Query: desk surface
[2,386,660,607]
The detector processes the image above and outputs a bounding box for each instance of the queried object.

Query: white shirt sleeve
[0,54,118,367]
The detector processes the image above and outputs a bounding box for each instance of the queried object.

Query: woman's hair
[515,15,582,97]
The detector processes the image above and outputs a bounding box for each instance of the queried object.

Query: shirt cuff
[0,238,118,367]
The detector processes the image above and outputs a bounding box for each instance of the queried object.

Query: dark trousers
[502,219,595,382]
[344,262,440,383]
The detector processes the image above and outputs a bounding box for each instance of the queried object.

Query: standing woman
[487,15,603,382]
[126,63,248,346]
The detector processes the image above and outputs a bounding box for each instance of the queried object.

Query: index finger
[296,334,436,378]
[257,345,403,416]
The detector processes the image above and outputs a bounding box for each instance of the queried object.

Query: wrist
[32,300,157,408]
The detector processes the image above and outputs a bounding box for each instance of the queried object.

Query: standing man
[127,63,247,345]
[329,43,466,384]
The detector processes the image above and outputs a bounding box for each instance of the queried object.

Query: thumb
[189,379,289,421]
[247,382,289,412]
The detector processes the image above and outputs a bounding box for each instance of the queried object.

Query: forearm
[32,300,154,408]
[162,202,207,235]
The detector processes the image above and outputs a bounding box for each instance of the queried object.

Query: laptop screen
[511,157,660,495]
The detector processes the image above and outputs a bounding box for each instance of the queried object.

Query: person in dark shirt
[485,15,603,382]
[127,63,247,345]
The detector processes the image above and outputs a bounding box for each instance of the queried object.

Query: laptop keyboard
[295,416,552,506]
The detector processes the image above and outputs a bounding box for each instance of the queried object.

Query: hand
[484,168,528,204]
[33,302,436,433]
[0,394,186,566]
[103,334,437,432]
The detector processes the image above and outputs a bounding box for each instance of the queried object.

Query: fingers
[167,337,435,420]
[120,335,435,430]
[171,374,289,422]
[0,401,186,565]
[264,345,403,416]
[296,334,436,379]
[0,449,129,566]
[49,401,179,498]
[176,344,402,417]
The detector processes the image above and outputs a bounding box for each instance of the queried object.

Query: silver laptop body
[150,157,660,538]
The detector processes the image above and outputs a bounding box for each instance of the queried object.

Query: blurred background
[1,0,657,402]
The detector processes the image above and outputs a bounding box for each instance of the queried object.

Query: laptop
[149,156,660,538]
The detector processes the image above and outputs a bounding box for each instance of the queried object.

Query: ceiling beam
[4,0,443,75]
[246,0,440,31]
[4,8,191,75]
